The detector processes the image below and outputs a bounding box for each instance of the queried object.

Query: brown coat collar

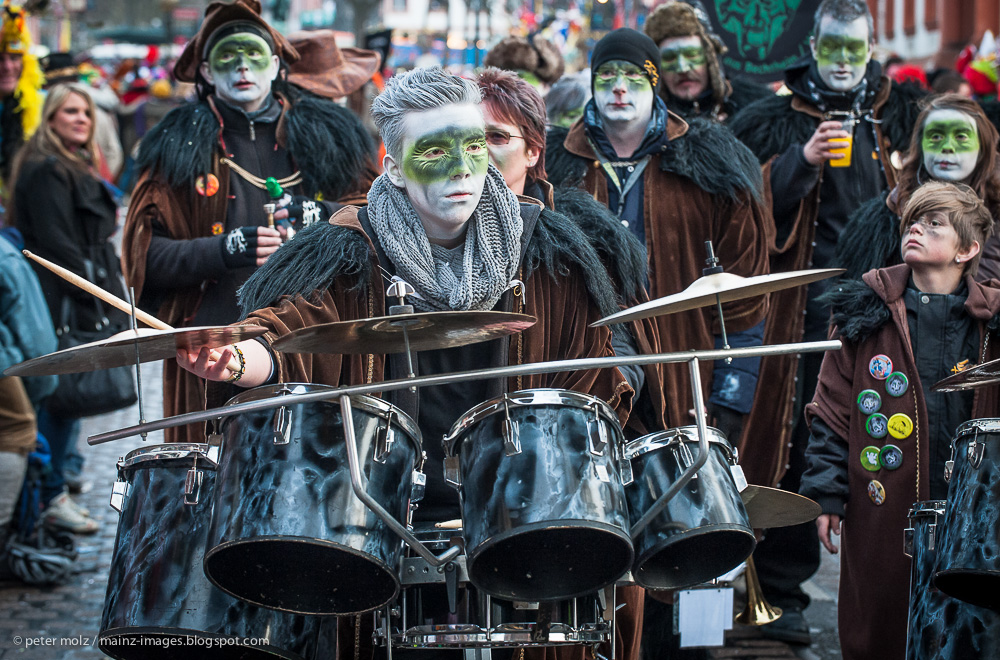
[562,110,690,160]
[862,262,1000,320]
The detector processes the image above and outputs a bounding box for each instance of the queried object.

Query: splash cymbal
[272,311,537,355]
[593,269,845,326]
[932,357,1000,392]
[3,326,268,377]
[741,485,822,529]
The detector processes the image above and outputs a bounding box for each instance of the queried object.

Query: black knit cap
[590,28,660,91]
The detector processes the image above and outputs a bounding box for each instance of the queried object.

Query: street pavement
[0,360,843,659]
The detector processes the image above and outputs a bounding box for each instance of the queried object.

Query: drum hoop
[443,388,620,450]
[907,500,946,519]
[623,426,733,462]
[118,443,217,472]
[955,418,1000,438]
[223,383,422,445]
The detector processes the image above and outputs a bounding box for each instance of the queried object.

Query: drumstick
[23,250,242,373]
[434,519,463,529]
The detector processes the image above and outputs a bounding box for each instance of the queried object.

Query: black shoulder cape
[836,192,903,281]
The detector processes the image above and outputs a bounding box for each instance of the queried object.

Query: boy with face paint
[175,66,635,659]
[837,94,1000,283]
[121,0,378,443]
[727,1,926,642]
[643,0,772,123]
[802,181,1000,660]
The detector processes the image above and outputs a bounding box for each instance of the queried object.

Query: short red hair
[477,67,547,183]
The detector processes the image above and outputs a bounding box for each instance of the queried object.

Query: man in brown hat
[121,0,379,442]
[644,0,770,123]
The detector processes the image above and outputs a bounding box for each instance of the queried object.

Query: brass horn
[735,556,782,626]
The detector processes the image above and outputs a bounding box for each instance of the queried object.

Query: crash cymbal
[3,326,268,377]
[932,357,1000,392]
[593,269,845,326]
[741,485,822,529]
[272,311,537,355]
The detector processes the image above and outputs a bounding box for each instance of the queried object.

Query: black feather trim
[820,278,891,343]
[661,116,763,201]
[135,103,220,188]
[545,126,591,188]
[879,82,926,151]
[283,94,375,200]
[729,95,816,164]
[836,192,903,281]
[552,185,647,303]
[237,221,372,317]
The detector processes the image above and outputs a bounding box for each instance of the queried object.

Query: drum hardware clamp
[585,403,609,457]
[272,385,295,446]
[374,410,398,464]
[501,395,521,457]
[702,241,733,365]
[387,279,419,390]
[340,395,462,568]
[967,428,985,469]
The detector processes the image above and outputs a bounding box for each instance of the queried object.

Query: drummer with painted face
[177,66,632,658]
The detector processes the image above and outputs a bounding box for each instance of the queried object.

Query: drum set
[6,248,840,659]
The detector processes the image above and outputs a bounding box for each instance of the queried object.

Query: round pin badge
[868,479,886,505]
[888,413,914,440]
[869,354,893,380]
[866,413,889,439]
[885,372,909,397]
[860,445,882,472]
[196,173,220,197]
[879,444,903,470]
[857,389,882,415]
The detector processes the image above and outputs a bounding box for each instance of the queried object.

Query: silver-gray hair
[814,0,874,42]
[370,67,483,161]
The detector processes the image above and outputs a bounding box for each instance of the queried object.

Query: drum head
[466,521,633,602]
[205,537,400,616]
[633,526,756,590]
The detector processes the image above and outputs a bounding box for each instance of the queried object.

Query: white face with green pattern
[200,32,279,112]
[922,109,980,182]
[810,15,872,92]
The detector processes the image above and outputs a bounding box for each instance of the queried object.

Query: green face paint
[922,109,980,182]
[593,63,651,92]
[814,35,869,67]
[209,33,273,74]
[660,44,706,74]
[402,127,489,185]
[922,120,979,154]
[553,108,583,129]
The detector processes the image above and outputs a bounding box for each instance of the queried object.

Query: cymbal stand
[128,287,147,440]
[387,279,418,392]
[339,394,461,568]
[703,241,732,365]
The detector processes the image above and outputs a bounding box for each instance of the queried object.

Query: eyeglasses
[485,129,525,146]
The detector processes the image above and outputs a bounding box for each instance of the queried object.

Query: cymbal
[741,485,822,529]
[3,326,268,377]
[932,357,1000,392]
[272,311,537,355]
[593,269,845,326]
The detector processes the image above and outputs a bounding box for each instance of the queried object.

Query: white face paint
[200,33,279,112]
[810,15,872,92]
[921,108,980,183]
[593,60,654,127]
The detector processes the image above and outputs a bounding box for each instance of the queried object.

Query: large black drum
[905,500,1000,659]
[99,444,334,659]
[376,525,612,648]
[444,389,632,602]
[623,426,754,590]
[934,419,1000,609]
[205,385,423,615]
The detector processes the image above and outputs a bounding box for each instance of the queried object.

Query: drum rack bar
[88,340,841,445]
[339,396,462,568]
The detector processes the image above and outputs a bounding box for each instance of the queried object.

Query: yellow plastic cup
[829,134,853,167]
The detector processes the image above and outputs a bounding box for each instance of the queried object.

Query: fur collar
[136,89,374,201]
[836,191,903,280]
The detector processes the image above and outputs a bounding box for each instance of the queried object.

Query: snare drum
[623,426,754,590]
[444,389,632,601]
[934,419,1000,610]
[205,384,424,616]
[99,444,334,659]
[905,500,1000,659]
[376,525,612,648]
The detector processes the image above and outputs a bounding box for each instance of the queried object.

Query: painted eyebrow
[412,129,485,150]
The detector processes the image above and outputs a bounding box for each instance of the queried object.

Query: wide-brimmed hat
[287,30,380,99]
[174,0,299,83]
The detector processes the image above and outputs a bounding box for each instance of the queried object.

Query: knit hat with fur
[644,1,727,108]
[590,28,661,91]
[484,35,565,85]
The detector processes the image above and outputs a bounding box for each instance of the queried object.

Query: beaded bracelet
[225,344,246,383]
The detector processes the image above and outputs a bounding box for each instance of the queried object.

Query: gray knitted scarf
[367,165,523,312]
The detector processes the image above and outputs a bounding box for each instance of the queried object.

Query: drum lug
[586,404,608,456]
[374,412,396,464]
[109,479,128,513]
[445,456,462,488]
[206,430,223,465]
[273,405,292,446]
[968,434,985,469]
[184,467,204,505]
[928,522,937,551]
[619,458,634,486]
[729,464,748,491]
[944,460,954,483]
[903,527,914,557]
[410,470,426,503]
[502,397,521,456]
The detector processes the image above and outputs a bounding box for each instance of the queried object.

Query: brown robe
[739,82,900,486]
[805,265,1000,660]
